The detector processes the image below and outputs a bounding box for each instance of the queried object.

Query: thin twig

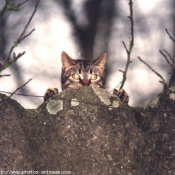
[159,48,175,88]
[165,28,175,44]
[0,74,11,77]
[163,49,174,62]
[8,78,32,98]
[17,0,29,8]
[119,69,124,73]
[0,0,29,19]
[122,41,129,54]
[169,66,175,87]
[138,57,167,90]
[0,90,43,98]
[13,51,26,61]
[159,50,172,66]
[119,0,134,89]
[20,28,35,42]
[2,0,40,69]
[17,0,40,43]
[128,0,134,49]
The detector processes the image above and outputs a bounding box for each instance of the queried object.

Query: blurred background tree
[0,0,174,108]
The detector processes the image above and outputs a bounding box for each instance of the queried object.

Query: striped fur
[44,51,129,103]
[61,51,107,90]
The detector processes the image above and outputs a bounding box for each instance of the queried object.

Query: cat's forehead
[74,59,93,69]
[74,59,92,64]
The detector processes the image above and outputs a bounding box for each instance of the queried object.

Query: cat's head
[61,51,107,90]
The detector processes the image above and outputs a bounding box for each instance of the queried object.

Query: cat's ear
[61,51,75,67]
[94,53,107,67]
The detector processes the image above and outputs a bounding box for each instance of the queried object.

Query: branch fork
[119,0,134,90]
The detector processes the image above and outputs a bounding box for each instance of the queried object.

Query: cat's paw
[112,88,129,103]
[44,88,58,101]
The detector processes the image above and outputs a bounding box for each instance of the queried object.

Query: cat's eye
[90,74,97,80]
[72,74,80,80]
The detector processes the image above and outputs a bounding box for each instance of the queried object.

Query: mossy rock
[0,87,175,174]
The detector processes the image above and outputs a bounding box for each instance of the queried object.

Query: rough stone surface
[0,87,175,175]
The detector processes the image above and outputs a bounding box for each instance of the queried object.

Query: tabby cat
[44,51,129,102]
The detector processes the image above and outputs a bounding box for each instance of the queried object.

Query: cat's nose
[82,79,90,86]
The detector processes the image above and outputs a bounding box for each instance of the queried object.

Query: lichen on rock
[46,99,63,114]
[146,96,159,108]
[71,98,79,106]
[169,93,175,100]
[0,86,175,174]
[92,87,112,105]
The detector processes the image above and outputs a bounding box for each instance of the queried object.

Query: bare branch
[138,57,167,90]
[0,74,11,78]
[163,49,174,62]
[0,90,44,98]
[156,28,175,88]
[17,0,29,8]
[119,0,134,89]
[119,69,124,73]
[169,66,175,87]
[159,50,172,66]
[159,47,175,88]
[20,28,35,42]
[17,0,40,43]
[0,0,29,18]
[8,78,32,98]
[13,51,26,61]
[1,0,40,72]
[165,28,175,44]
[122,41,129,54]
[128,0,134,48]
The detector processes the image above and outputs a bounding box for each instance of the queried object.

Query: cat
[44,51,129,102]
